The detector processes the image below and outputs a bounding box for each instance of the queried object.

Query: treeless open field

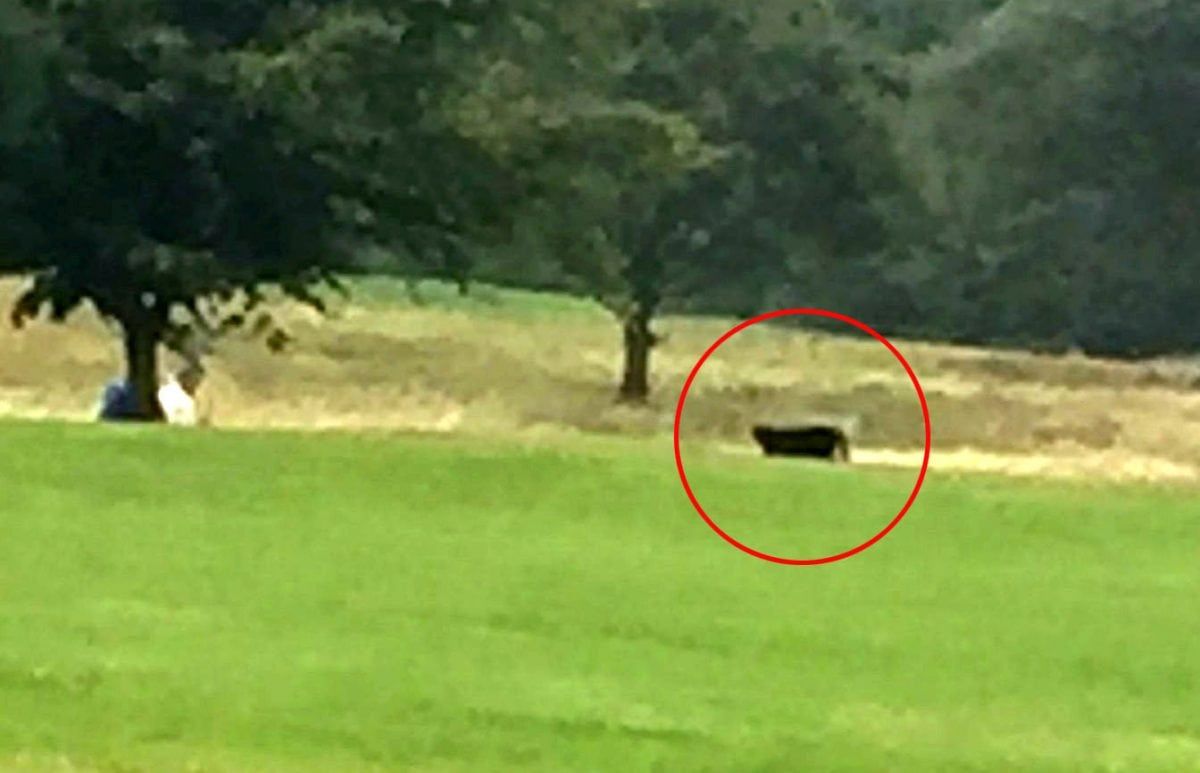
[2,421,1198,771]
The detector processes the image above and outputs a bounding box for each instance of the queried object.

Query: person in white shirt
[158,364,209,426]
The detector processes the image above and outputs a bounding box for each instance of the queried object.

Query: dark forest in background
[2,0,1197,405]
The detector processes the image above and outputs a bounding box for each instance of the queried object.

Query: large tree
[0,0,513,418]
[0,0,53,144]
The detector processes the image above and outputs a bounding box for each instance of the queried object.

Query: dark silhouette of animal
[752,425,850,462]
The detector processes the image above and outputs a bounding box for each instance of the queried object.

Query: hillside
[1,277,1199,484]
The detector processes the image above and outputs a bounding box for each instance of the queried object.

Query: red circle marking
[673,308,932,565]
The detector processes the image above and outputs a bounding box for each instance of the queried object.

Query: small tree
[515,101,727,402]
[498,0,906,402]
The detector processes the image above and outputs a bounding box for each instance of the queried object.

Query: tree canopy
[2,0,1198,410]
[0,0,514,415]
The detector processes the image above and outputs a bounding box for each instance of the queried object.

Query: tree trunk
[618,310,656,403]
[123,324,164,422]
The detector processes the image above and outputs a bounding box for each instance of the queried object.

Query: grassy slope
[2,277,1200,485]
[2,421,1198,771]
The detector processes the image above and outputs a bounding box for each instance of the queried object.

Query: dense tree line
[1,0,1197,411]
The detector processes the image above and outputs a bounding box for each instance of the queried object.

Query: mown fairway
[1,420,1198,771]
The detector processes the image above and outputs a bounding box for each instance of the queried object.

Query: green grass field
[2,420,1198,771]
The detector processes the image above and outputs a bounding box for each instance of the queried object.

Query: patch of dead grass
[2,278,1199,484]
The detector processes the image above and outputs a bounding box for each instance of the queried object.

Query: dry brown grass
[2,277,1198,485]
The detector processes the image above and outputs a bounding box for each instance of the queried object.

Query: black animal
[751,425,850,462]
